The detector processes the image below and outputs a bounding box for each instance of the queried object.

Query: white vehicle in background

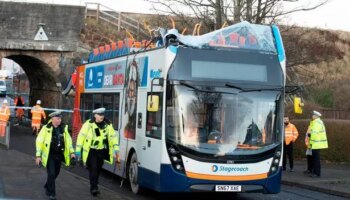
[0,80,6,97]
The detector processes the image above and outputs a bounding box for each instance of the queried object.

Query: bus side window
[146,92,163,139]
[103,94,114,127]
[113,93,120,130]
[81,93,93,121]
[93,94,102,109]
[81,93,120,130]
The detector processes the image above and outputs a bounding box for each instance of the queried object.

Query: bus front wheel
[128,152,142,194]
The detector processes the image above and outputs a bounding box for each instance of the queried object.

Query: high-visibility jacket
[309,118,328,149]
[14,97,25,119]
[76,119,119,165]
[31,105,46,125]
[305,125,311,148]
[14,97,25,106]
[0,106,10,122]
[16,108,24,118]
[35,122,74,167]
[284,123,299,145]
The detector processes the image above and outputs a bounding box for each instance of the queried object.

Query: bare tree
[145,0,329,31]
[282,27,345,72]
[246,0,253,22]
[215,0,224,29]
[233,0,244,23]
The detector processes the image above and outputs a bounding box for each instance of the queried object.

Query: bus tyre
[128,153,143,194]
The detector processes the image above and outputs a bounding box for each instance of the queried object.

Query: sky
[282,0,350,32]
[2,0,350,31]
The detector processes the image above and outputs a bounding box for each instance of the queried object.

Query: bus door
[136,91,163,186]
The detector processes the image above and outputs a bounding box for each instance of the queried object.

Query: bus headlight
[166,144,185,173]
[275,151,281,158]
[271,166,277,172]
[175,164,183,171]
[269,146,282,175]
[172,156,180,162]
[168,147,177,155]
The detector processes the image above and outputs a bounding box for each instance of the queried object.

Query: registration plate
[215,185,241,192]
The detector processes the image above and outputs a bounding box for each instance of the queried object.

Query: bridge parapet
[0,40,79,51]
[0,1,85,51]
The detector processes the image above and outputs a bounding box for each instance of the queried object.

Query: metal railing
[85,3,149,39]
[320,109,350,120]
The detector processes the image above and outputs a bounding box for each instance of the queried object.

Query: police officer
[75,108,119,196]
[307,110,328,178]
[35,111,75,200]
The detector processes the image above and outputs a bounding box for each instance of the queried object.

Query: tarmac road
[7,124,348,200]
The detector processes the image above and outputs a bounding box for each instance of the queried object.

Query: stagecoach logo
[211,165,249,173]
[211,165,219,172]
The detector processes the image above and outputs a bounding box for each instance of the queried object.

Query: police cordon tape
[8,106,117,114]
[8,106,73,113]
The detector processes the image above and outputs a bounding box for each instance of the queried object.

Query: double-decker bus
[72,21,287,194]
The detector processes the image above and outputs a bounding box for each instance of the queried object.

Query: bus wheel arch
[126,149,144,194]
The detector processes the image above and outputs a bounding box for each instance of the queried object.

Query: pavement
[0,148,133,200]
[281,160,350,198]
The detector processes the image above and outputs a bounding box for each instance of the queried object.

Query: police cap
[93,108,106,115]
[313,110,322,117]
[49,111,62,118]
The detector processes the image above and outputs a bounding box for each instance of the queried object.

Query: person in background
[0,99,10,137]
[283,116,299,172]
[14,95,25,126]
[35,111,75,200]
[31,100,46,135]
[308,110,328,178]
[304,124,313,174]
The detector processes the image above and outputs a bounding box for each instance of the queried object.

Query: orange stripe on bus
[186,171,268,181]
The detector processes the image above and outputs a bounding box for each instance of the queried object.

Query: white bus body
[73,21,286,194]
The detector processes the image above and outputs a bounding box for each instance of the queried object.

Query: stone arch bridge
[0,1,86,109]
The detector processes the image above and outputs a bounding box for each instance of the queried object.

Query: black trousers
[307,154,313,172]
[312,149,321,176]
[87,149,105,191]
[283,142,294,170]
[45,154,62,196]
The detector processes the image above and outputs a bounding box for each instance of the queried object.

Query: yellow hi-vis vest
[76,119,119,165]
[309,118,328,149]
[35,123,75,167]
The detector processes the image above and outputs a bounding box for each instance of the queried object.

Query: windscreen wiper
[225,82,243,91]
[179,80,201,91]
[225,82,283,93]
[240,87,283,93]
[180,80,237,95]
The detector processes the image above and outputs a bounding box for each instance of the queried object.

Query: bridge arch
[0,1,86,110]
[4,53,67,109]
